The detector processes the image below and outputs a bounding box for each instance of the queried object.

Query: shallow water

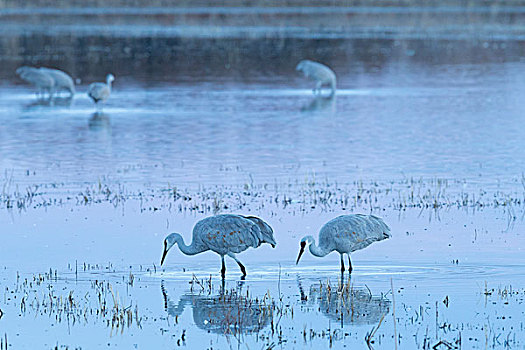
[2,60,525,188]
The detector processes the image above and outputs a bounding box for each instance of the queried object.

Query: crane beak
[160,241,168,266]
[296,241,306,265]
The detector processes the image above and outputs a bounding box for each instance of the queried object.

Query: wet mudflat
[2,3,525,349]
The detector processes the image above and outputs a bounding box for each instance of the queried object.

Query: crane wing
[240,215,276,246]
[193,215,263,255]
[40,68,75,92]
[322,214,391,253]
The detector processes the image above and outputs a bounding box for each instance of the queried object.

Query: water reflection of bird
[161,282,272,335]
[16,66,55,99]
[298,277,390,326]
[301,94,336,113]
[160,214,276,277]
[296,214,391,273]
[88,74,114,110]
[296,60,336,97]
[23,96,73,110]
[88,112,111,130]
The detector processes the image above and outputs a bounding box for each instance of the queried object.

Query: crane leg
[228,253,247,277]
[348,255,353,274]
[314,81,322,95]
[221,255,226,277]
[329,84,335,98]
[340,254,345,273]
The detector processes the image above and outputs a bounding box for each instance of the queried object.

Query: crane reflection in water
[298,275,391,327]
[161,280,273,336]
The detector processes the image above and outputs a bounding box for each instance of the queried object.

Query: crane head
[296,60,309,75]
[106,74,115,84]
[296,59,314,74]
[160,233,178,266]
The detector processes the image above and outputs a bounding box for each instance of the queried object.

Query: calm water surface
[1,60,524,188]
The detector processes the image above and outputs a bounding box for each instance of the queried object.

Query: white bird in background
[16,66,55,98]
[296,214,391,273]
[160,214,277,277]
[296,59,337,97]
[88,74,114,110]
[16,66,75,99]
[39,67,75,96]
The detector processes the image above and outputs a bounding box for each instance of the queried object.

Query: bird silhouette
[160,214,276,277]
[16,66,55,99]
[296,214,390,273]
[39,67,75,96]
[296,59,336,97]
[88,74,114,110]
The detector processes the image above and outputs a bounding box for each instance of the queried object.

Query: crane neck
[171,233,205,256]
[106,77,113,90]
[307,236,330,257]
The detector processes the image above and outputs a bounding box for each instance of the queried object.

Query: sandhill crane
[296,214,390,273]
[16,66,55,98]
[296,60,336,97]
[88,74,114,110]
[39,67,75,96]
[160,214,276,277]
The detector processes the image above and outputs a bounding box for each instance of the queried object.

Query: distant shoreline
[1,3,525,40]
[1,2,524,81]
[2,0,525,7]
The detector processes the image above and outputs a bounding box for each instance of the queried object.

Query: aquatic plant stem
[391,278,398,350]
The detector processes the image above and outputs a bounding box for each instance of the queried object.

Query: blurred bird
[296,214,390,273]
[160,214,276,277]
[296,59,336,97]
[16,66,55,99]
[88,74,114,110]
[39,67,75,96]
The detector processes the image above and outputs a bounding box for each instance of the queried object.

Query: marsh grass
[2,175,524,219]
[4,269,142,335]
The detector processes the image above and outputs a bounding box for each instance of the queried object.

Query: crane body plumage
[296,59,336,97]
[39,67,75,96]
[161,214,276,277]
[16,66,75,98]
[16,66,55,98]
[296,214,390,273]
